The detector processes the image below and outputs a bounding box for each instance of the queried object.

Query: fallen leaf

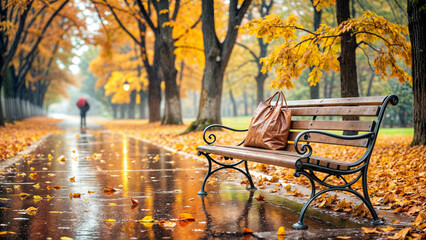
[109,203,116,206]
[6,188,12,193]
[54,185,61,190]
[29,172,37,180]
[243,227,253,234]
[178,213,195,221]
[158,220,177,228]
[19,193,30,200]
[88,190,94,194]
[277,226,286,236]
[378,225,395,232]
[361,227,379,234]
[33,195,42,202]
[387,227,411,240]
[57,155,66,162]
[0,232,16,235]
[25,206,38,215]
[255,194,265,201]
[413,211,426,227]
[33,183,40,189]
[131,198,139,206]
[0,198,9,201]
[138,216,155,223]
[70,176,75,183]
[47,186,53,190]
[336,237,351,239]
[103,186,116,194]
[104,219,116,222]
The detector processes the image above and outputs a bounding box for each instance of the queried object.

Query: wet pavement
[0,118,382,239]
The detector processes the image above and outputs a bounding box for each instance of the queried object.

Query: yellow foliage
[240,11,411,90]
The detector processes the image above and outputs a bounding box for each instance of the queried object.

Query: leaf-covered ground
[100,120,426,239]
[0,117,61,161]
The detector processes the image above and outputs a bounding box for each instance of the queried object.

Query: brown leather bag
[244,91,291,150]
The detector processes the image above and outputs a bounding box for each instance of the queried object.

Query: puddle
[0,122,363,239]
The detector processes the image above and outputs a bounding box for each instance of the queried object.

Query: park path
[0,117,364,239]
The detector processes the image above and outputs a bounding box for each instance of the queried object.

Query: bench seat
[197,144,351,171]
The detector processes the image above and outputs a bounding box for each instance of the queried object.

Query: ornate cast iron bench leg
[197,151,257,195]
[292,167,385,230]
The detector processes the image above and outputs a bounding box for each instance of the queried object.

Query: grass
[221,116,413,135]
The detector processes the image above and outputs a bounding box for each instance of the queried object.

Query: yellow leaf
[6,188,12,193]
[33,183,40,189]
[29,172,37,180]
[33,195,42,202]
[109,203,116,206]
[104,219,116,222]
[137,216,155,223]
[0,198,9,201]
[70,176,75,182]
[336,237,351,239]
[25,206,38,215]
[378,225,395,232]
[61,236,73,240]
[277,226,286,236]
[387,228,411,240]
[19,193,30,200]
[361,227,379,234]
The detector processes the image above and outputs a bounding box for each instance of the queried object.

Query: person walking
[76,97,90,128]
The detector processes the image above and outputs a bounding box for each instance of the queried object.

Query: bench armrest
[294,130,375,158]
[202,124,248,145]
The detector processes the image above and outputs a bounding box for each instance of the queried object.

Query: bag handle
[265,91,288,110]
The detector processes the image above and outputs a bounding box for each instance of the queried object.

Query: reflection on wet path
[0,124,343,239]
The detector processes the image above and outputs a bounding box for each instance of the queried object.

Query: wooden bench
[196,95,398,230]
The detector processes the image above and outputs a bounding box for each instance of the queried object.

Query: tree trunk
[366,72,375,96]
[408,0,426,145]
[185,0,252,132]
[144,44,162,123]
[336,0,359,135]
[255,73,267,103]
[157,0,183,125]
[229,89,237,117]
[112,104,118,119]
[120,104,126,119]
[0,76,3,126]
[243,89,249,116]
[128,90,137,119]
[139,90,146,119]
[309,0,322,99]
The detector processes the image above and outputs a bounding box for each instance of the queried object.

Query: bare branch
[102,0,142,45]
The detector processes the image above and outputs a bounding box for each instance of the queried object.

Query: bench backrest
[281,95,398,151]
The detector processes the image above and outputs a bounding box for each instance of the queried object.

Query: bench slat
[286,96,386,108]
[288,131,369,147]
[289,106,379,117]
[197,145,351,171]
[290,120,375,131]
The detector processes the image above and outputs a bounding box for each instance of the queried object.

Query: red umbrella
[76,97,86,108]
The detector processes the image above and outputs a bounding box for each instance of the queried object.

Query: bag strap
[265,91,288,110]
[279,91,289,110]
[265,91,280,105]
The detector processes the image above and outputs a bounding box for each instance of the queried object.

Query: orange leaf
[255,194,265,201]
[103,186,116,195]
[387,228,411,240]
[131,198,139,206]
[243,227,253,234]
[178,213,195,221]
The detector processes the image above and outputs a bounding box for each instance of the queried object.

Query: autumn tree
[407,0,426,145]
[186,0,252,132]
[240,8,411,101]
